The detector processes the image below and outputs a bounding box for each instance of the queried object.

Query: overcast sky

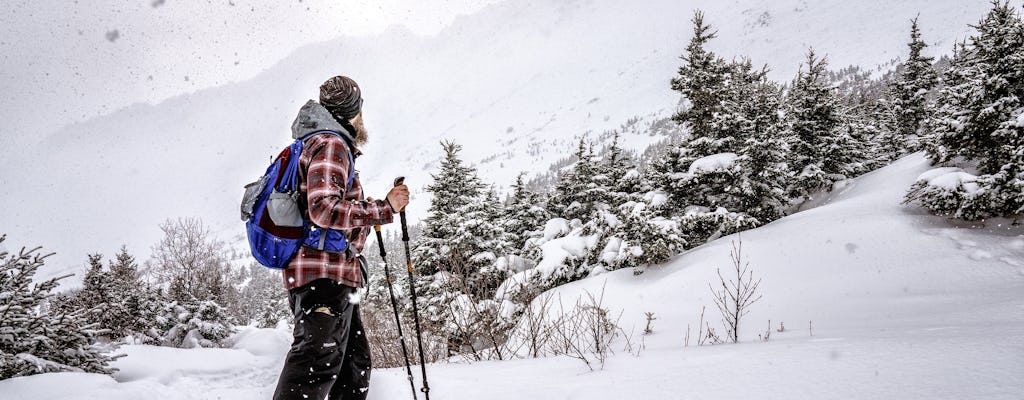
[0,0,501,139]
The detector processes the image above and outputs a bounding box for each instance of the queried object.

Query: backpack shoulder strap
[276,141,305,192]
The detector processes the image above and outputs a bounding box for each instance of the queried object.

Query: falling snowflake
[105,30,120,42]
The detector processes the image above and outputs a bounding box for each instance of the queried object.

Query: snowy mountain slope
[0,0,1008,280]
[2,153,1021,399]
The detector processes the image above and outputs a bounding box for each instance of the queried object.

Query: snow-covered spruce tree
[670,10,730,145]
[75,254,115,331]
[52,250,162,343]
[530,136,620,278]
[602,131,645,206]
[548,137,605,221]
[442,189,516,358]
[713,61,794,224]
[153,299,233,349]
[414,141,488,277]
[828,65,899,170]
[607,202,686,273]
[604,190,687,273]
[656,12,793,233]
[835,120,873,169]
[235,263,289,328]
[591,131,685,272]
[659,57,790,243]
[506,139,602,293]
[907,1,1024,220]
[783,49,867,203]
[147,218,235,347]
[932,1,1023,173]
[656,10,733,210]
[452,188,511,298]
[733,79,794,224]
[413,141,512,350]
[103,248,165,344]
[885,17,939,157]
[0,236,116,378]
[503,172,551,253]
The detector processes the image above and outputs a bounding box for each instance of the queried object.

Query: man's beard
[350,114,369,146]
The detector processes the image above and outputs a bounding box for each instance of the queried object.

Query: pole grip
[395,176,411,241]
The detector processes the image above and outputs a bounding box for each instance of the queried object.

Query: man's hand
[386,184,410,212]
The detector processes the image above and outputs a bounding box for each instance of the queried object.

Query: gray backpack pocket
[267,190,304,227]
[240,175,269,221]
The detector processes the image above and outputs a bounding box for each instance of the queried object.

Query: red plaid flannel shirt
[282,133,394,289]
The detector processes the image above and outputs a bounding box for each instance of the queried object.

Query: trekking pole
[394,176,431,400]
[373,225,418,400]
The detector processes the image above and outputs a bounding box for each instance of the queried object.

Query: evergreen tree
[909,1,1024,219]
[601,131,647,206]
[606,196,687,273]
[77,254,114,329]
[928,1,1023,173]
[453,188,510,298]
[709,59,771,149]
[414,141,487,276]
[105,247,163,339]
[670,10,730,138]
[886,16,939,156]
[652,12,800,249]
[108,247,139,284]
[661,57,793,227]
[236,264,289,328]
[503,173,551,253]
[735,114,793,222]
[825,65,893,170]
[0,236,116,378]
[783,49,850,201]
[658,25,768,213]
[412,141,510,349]
[657,11,735,209]
[548,137,603,221]
[153,299,233,348]
[718,61,794,223]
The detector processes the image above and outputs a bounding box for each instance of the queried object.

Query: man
[273,76,410,400]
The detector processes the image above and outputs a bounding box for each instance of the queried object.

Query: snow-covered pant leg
[327,305,371,400]
[273,278,365,400]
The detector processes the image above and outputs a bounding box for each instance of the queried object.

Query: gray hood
[290,100,353,141]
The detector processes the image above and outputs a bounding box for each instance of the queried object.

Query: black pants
[273,278,371,400]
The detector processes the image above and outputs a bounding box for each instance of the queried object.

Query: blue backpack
[240,131,355,269]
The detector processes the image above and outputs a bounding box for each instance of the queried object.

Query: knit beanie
[319,76,363,122]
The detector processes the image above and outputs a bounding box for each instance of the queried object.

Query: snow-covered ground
[3,153,1021,399]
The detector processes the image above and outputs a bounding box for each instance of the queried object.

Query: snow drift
[3,152,1022,399]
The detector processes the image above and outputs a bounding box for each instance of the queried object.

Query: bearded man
[272,76,409,400]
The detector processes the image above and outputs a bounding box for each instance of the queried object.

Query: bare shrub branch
[708,238,762,343]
